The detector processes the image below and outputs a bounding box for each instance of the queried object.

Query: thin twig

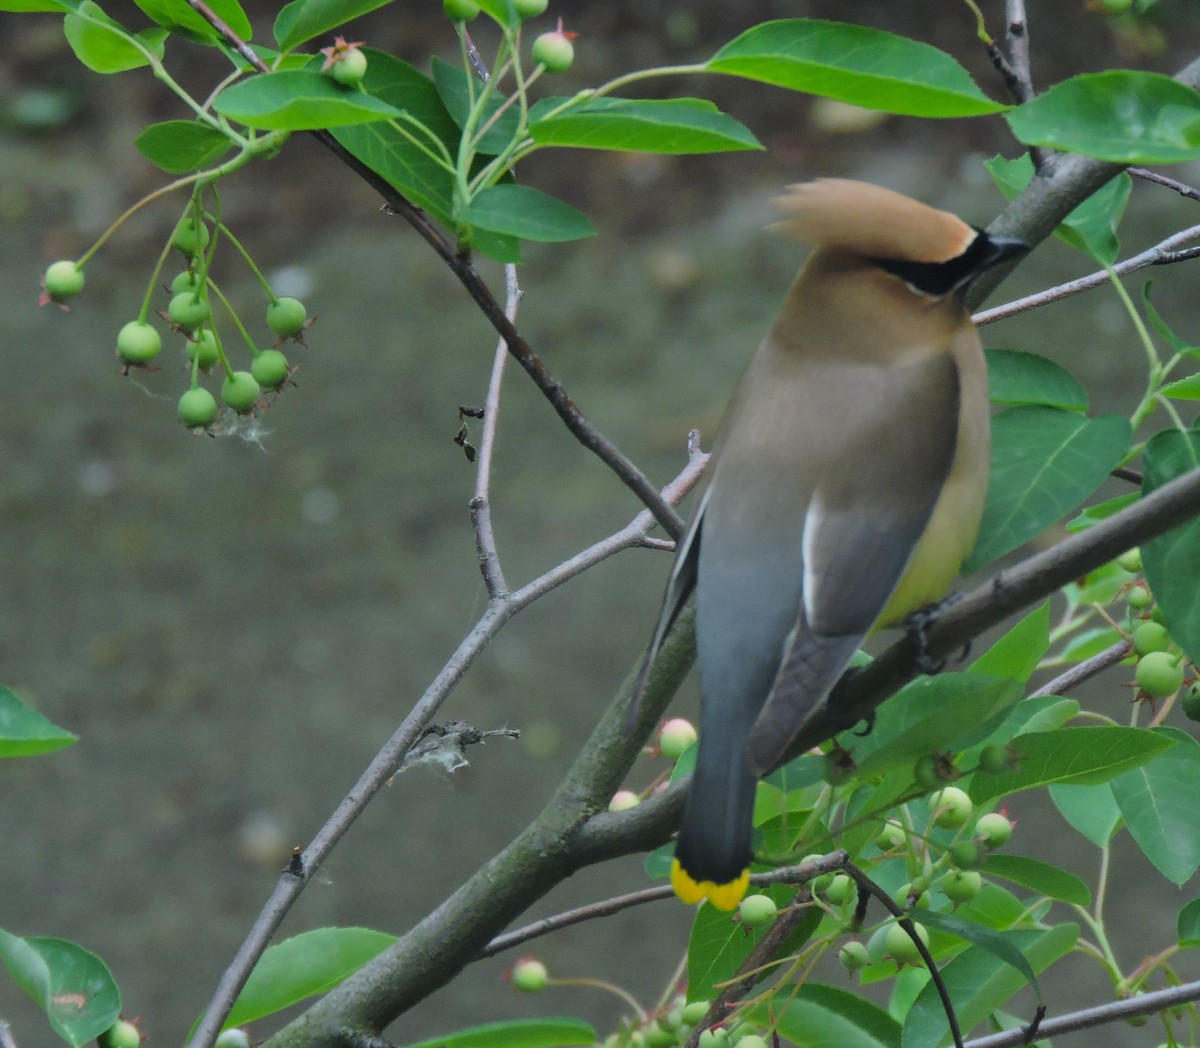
[1130,167,1200,203]
[461,28,491,84]
[1004,0,1052,170]
[480,855,844,959]
[186,446,707,1048]
[470,263,520,597]
[974,223,1200,326]
[844,864,964,1048]
[1113,466,1143,485]
[1030,639,1133,698]
[182,0,684,540]
[962,977,1200,1047]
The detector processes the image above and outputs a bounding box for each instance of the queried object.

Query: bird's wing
[746,350,961,773]
[626,485,711,726]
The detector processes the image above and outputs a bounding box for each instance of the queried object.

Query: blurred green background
[4,2,1200,1044]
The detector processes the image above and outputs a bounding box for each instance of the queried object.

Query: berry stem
[547,977,646,1022]
[208,220,275,303]
[206,279,260,365]
[137,224,179,324]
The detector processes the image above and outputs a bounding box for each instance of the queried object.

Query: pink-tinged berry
[608,789,640,811]
[117,321,163,365]
[929,786,973,829]
[532,20,576,72]
[320,37,368,85]
[975,811,1014,848]
[510,957,548,992]
[658,717,697,760]
[43,260,84,303]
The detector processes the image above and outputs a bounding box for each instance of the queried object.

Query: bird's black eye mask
[873,227,1028,298]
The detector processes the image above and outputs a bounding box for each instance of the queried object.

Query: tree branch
[1030,639,1133,699]
[182,0,684,539]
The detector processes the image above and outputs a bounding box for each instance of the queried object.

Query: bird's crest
[772,179,976,264]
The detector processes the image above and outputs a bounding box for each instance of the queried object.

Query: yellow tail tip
[670,859,750,911]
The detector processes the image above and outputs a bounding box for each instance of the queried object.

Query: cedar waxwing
[639,180,1026,911]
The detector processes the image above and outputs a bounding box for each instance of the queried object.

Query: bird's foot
[903,593,964,675]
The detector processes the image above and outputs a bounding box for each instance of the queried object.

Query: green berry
[681,1001,710,1025]
[172,217,210,257]
[44,260,84,301]
[101,1020,141,1048]
[511,957,548,992]
[697,1029,727,1048]
[187,329,220,371]
[608,789,640,811]
[1117,547,1143,573]
[1133,621,1171,656]
[824,873,854,906]
[738,893,777,927]
[1127,585,1154,610]
[329,47,367,85]
[929,786,973,829]
[800,854,833,894]
[221,370,261,414]
[884,922,929,966]
[532,30,574,72]
[443,0,480,20]
[876,819,906,850]
[977,744,1010,775]
[170,270,200,294]
[975,811,1014,848]
[513,0,548,15]
[914,753,947,790]
[116,320,163,365]
[949,841,982,870]
[1136,651,1184,698]
[644,1022,675,1048]
[251,349,290,390]
[267,296,308,338]
[894,882,931,909]
[943,870,983,904]
[865,925,891,964]
[838,940,869,972]
[1182,682,1200,721]
[659,717,697,760]
[178,387,219,428]
[214,1030,251,1048]
[168,291,211,331]
[734,1037,768,1048]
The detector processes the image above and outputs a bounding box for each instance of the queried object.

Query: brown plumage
[638,179,1025,911]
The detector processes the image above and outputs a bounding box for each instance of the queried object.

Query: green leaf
[1141,430,1200,664]
[1178,897,1200,947]
[985,349,1088,412]
[913,911,1045,1001]
[1111,727,1200,884]
[644,842,673,880]
[475,0,517,28]
[528,97,761,154]
[1006,71,1200,164]
[1049,782,1123,847]
[960,697,1079,761]
[63,2,166,74]
[402,1020,597,1048]
[984,153,1131,264]
[1160,374,1200,400]
[0,931,120,1047]
[1054,625,1124,662]
[971,727,1176,805]
[900,924,1077,1048]
[273,0,393,50]
[754,983,901,1048]
[1066,492,1140,533]
[330,51,519,262]
[0,686,77,757]
[1064,561,1130,611]
[0,0,73,9]
[686,888,820,1004]
[707,20,1006,117]
[968,603,1050,683]
[464,184,594,243]
[222,927,395,1030]
[131,0,249,42]
[432,57,521,156]
[963,408,1131,573]
[1143,281,1194,356]
[213,70,405,129]
[982,854,1092,906]
[844,674,1023,780]
[134,119,233,173]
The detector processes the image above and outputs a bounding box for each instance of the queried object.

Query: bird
[636,179,1027,911]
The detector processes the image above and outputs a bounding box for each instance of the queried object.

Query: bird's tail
[671,733,758,911]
